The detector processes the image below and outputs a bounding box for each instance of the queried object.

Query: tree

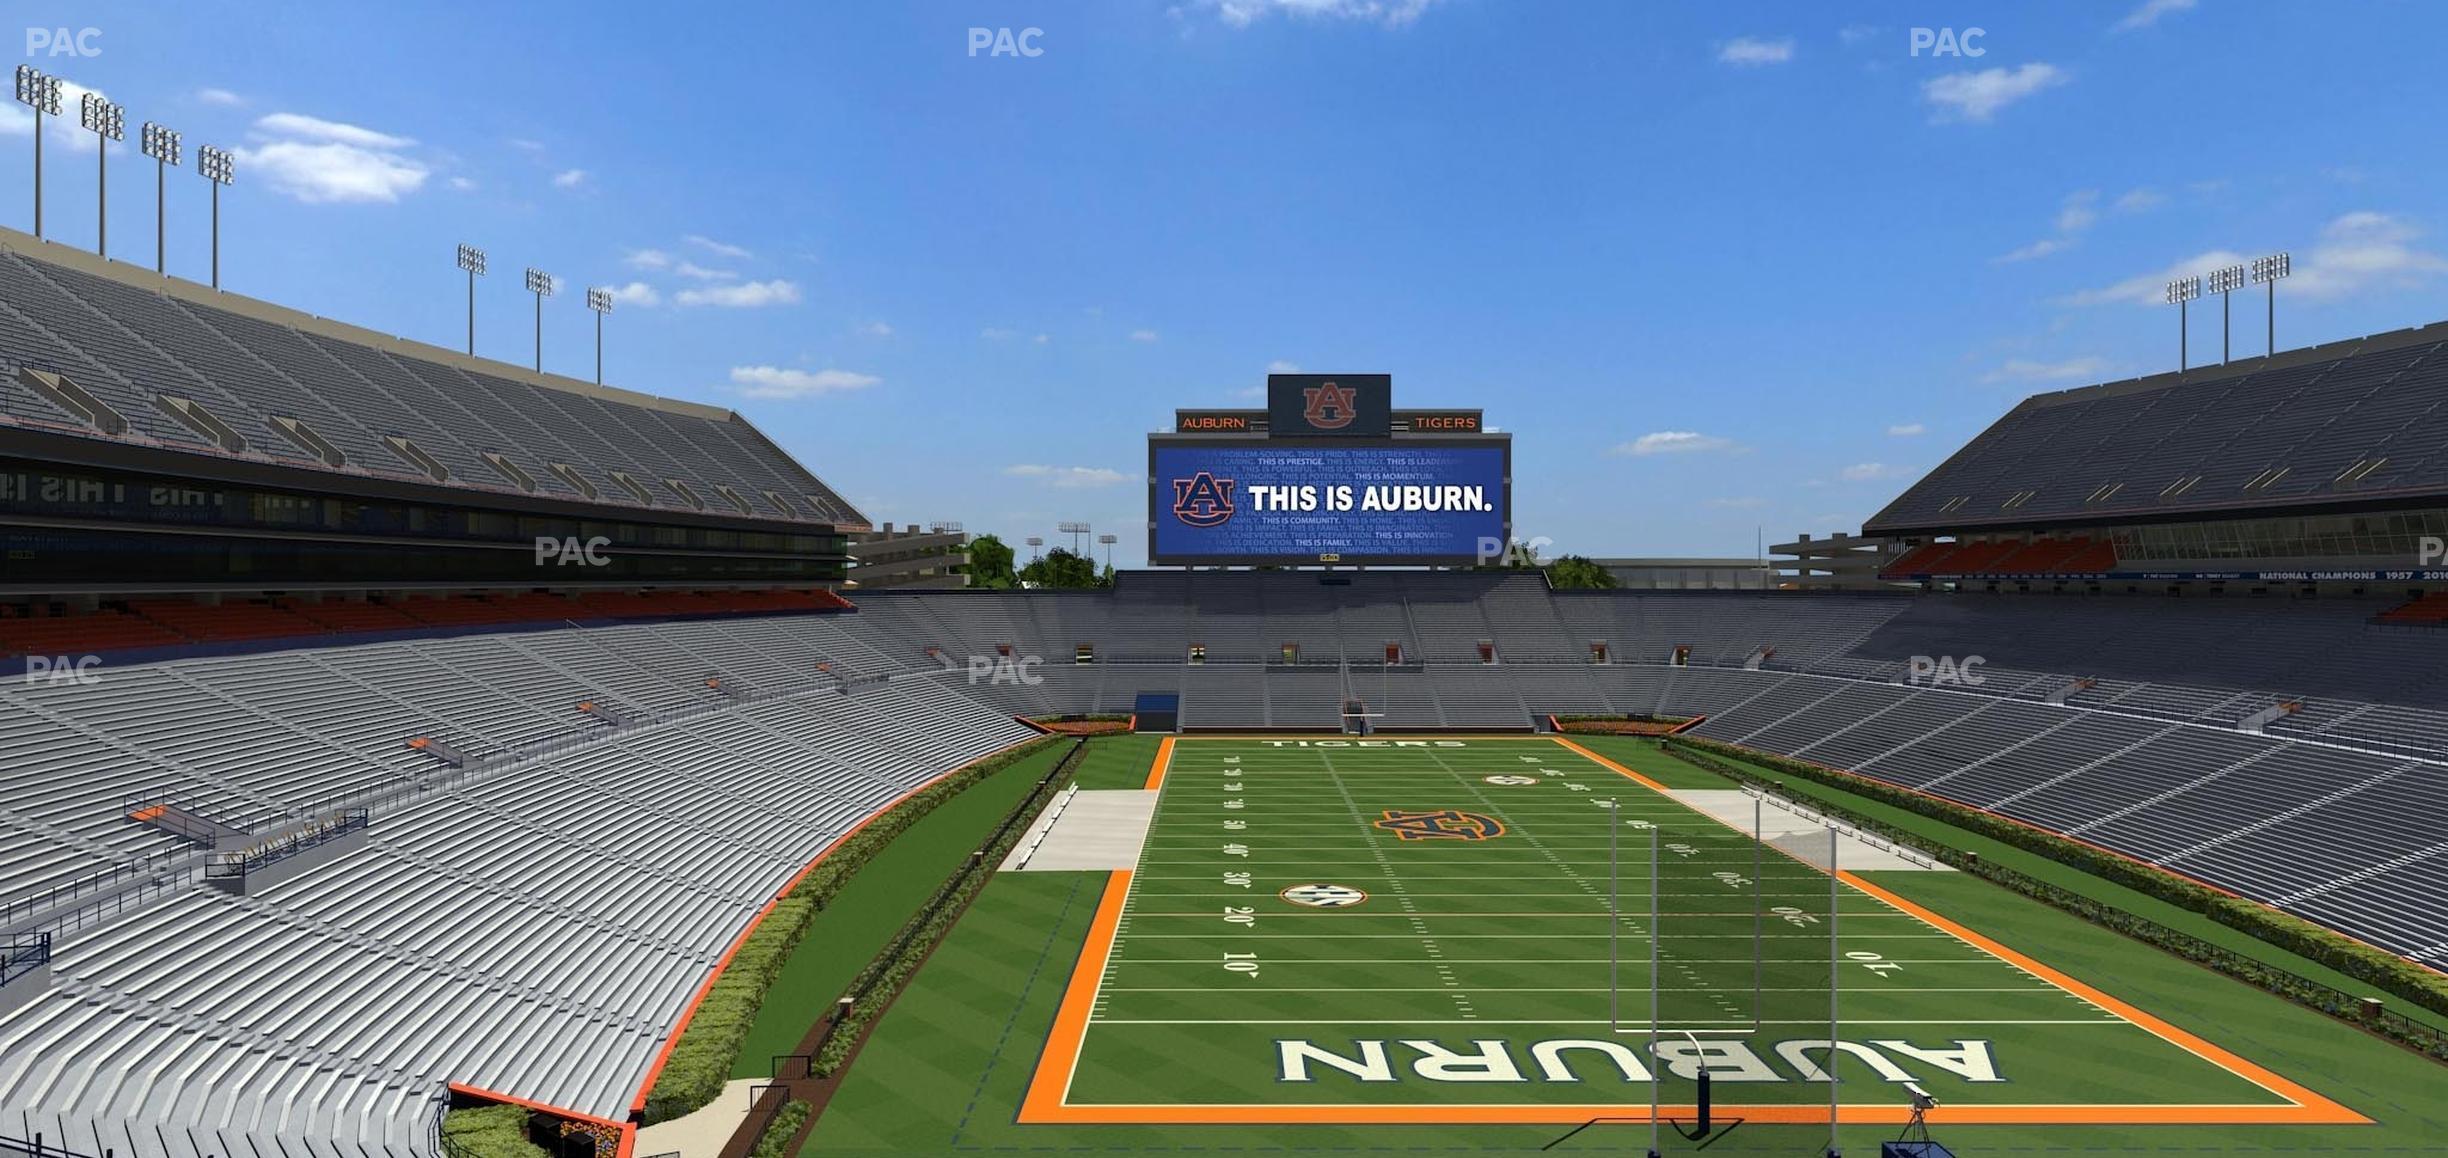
[964,534,1018,589]
[1019,546,1102,589]
[1544,554,1619,589]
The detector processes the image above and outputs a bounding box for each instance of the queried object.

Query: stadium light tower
[1058,520,1090,554]
[140,122,180,273]
[1098,532,1118,572]
[196,145,234,288]
[2206,264,2246,365]
[2165,275,2202,373]
[2252,252,2291,357]
[455,244,487,353]
[524,267,554,373]
[14,66,63,238]
[78,91,123,258]
[1024,535,1044,561]
[585,286,613,384]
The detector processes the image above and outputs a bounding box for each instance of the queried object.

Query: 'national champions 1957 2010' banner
[1149,439,1509,564]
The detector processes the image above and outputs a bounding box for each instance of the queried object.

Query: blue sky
[6,0,2445,566]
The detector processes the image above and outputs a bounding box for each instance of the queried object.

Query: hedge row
[813,740,1088,1075]
[749,1099,812,1158]
[437,1105,547,1158]
[1663,735,2448,1033]
[640,734,1067,1123]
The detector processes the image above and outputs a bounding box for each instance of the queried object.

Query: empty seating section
[1867,326,2448,531]
[0,611,1035,1155]
[0,240,859,526]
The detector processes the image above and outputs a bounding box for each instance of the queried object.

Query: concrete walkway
[633,1077,764,1158]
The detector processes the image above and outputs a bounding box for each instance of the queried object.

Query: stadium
[7,11,2448,1158]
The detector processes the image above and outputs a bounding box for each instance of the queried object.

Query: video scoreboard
[1149,374,1511,566]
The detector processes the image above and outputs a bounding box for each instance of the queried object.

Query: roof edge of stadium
[0,225,740,426]
[2015,314,2448,413]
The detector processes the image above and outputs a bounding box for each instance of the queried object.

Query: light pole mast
[585,287,613,384]
[455,244,487,354]
[196,146,234,287]
[140,123,180,273]
[79,92,123,257]
[14,67,63,238]
[2251,252,2291,357]
[2165,275,2201,373]
[2207,264,2245,366]
[524,267,554,373]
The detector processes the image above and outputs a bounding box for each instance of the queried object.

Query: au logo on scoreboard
[1170,472,1236,527]
[1267,373,1390,437]
[1374,808,1507,842]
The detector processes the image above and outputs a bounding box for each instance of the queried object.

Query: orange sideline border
[621,733,1062,1125]
[1015,735,2368,1126]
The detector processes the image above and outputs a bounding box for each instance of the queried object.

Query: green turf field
[810,734,2448,1155]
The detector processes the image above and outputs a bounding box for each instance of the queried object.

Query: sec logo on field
[1280,883,1369,908]
[1483,775,1539,786]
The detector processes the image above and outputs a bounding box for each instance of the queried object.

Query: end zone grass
[809,735,2448,1154]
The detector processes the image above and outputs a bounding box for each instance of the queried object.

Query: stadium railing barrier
[1663,736,2448,1063]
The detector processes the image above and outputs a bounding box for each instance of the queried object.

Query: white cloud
[1887,423,1927,437]
[1611,431,1741,457]
[196,88,244,107]
[550,167,588,189]
[1230,384,1268,400]
[2115,0,2197,32]
[2061,250,2251,308]
[624,248,672,270]
[1033,333,1051,344]
[728,365,878,399]
[1129,329,1160,342]
[1202,0,1439,29]
[675,279,800,308]
[859,321,894,337]
[508,137,546,153]
[1838,462,1914,482]
[686,234,752,259]
[674,261,735,281]
[1997,189,2099,263]
[980,327,1017,340]
[2113,187,2166,213]
[1837,24,1880,46]
[253,112,414,150]
[1922,63,2067,123]
[447,176,476,192]
[1717,37,1795,66]
[603,282,661,308]
[232,111,428,203]
[1267,360,1301,373]
[1981,356,2115,384]
[1004,464,1132,488]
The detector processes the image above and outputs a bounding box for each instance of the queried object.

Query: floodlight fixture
[2206,264,2247,364]
[78,92,123,256]
[1097,532,1119,571]
[524,268,554,373]
[15,66,64,237]
[196,145,235,287]
[585,287,613,384]
[2166,275,2202,372]
[456,244,487,354]
[141,123,180,272]
[2252,252,2291,356]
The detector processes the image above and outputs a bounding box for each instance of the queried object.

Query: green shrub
[439,1105,546,1158]
[641,735,1067,1122]
[750,1099,812,1158]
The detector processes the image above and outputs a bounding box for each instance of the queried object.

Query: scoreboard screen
[1148,438,1509,565]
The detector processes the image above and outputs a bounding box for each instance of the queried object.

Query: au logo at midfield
[1374,808,1506,842]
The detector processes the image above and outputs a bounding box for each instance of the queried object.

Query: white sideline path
[1002,790,1160,871]
[1667,789,1952,872]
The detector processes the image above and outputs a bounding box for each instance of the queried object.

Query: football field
[1017,736,2362,1128]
